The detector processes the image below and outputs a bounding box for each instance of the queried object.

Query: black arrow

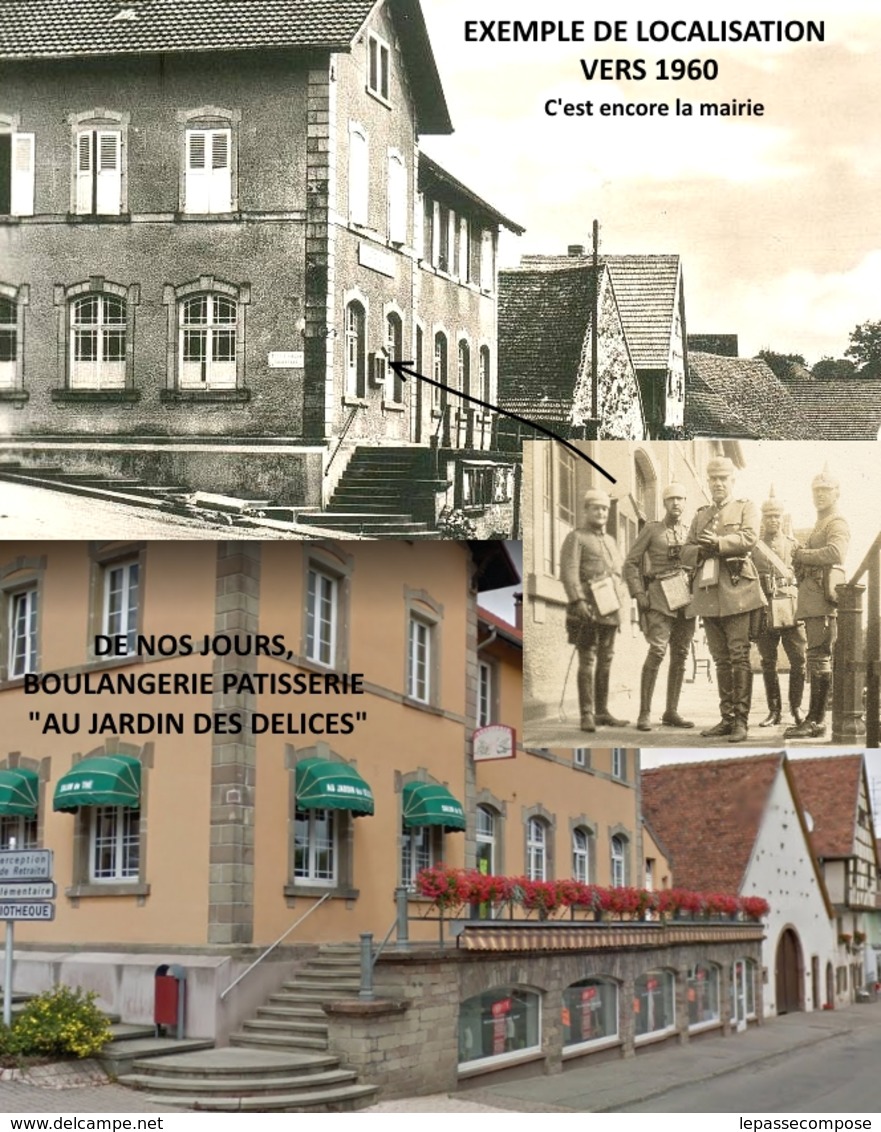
[388,361,616,484]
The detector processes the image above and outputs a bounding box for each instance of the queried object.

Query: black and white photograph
[523,438,880,749]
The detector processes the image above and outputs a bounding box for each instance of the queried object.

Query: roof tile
[787,755,864,859]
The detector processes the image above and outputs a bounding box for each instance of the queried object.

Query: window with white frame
[386,311,404,403]
[573,747,588,768]
[572,827,590,883]
[305,568,338,668]
[90,805,140,881]
[457,216,470,283]
[562,979,618,1049]
[611,748,626,781]
[348,123,369,226]
[437,204,451,273]
[345,300,367,398]
[477,660,493,727]
[527,817,547,881]
[611,834,626,887]
[0,129,35,216]
[479,228,494,290]
[479,345,491,403]
[103,560,139,655]
[0,294,18,390]
[367,33,391,102]
[407,616,432,703]
[687,963,721,1029]
[387,151,406,244]
[69,293,126,389]
[476,805,496,876]
[457,339,470,395]
[75,128,121,215]
[180,293,236,388]
[458,987,541,1068]
[184,127,231,214]
[401,823,434,887]
[0,813,37,851]
[8,588,38,678]
[433,331,447,411]
[294,808,337,884]
[634,970,676,1039]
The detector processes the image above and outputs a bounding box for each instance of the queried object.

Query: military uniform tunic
[753,528,806,682]
[794,507,851,675]
[623,519,696,668]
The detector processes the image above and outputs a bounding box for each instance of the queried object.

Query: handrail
[371,914,399,971]
[325,405,363,478]
[219,892,331,1001]
[849,531,881,585]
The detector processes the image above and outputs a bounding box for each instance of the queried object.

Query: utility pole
[591,219,599,424]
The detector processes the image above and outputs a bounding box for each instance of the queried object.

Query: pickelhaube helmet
[761,485,783,516]
[812,463,839,490]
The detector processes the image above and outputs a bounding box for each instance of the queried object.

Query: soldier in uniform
[784,466,850,739]
[623,482,696,731]
[753,488,806,728]
[681,455,766,742]
[560,488,629,733]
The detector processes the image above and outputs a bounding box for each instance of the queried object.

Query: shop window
[562,978,618,1050]
[89,805,140,881]
[294,808,337,884]
[633,970,676,1040]
[687,963,721,1029]
[458,987,541,1069]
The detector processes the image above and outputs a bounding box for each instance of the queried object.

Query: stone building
[0,0,522,534]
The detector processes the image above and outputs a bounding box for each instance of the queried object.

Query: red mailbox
[154,963,186,1039]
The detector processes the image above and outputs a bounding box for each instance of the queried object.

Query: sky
[418,0,881,363]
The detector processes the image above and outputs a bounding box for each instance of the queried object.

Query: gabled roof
[418,155,524,233]
[686,388,757,438]
[783,381,881,440]
[641,753,784,893]
[0,0,452,133]
[787,755,866,859]
[688,352,814,440]
[498,262,598,415]
[516,253,682,373]
[478,607,522,647]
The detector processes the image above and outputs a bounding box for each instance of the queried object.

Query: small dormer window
[367,33,391,103]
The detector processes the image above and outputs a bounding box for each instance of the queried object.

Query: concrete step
[120,1067,357,1096]
[242,1018,328,1038]
[129,1048,338,1080]
[99,1037,216,1077]
[276,987,358,1002]
[265,996,326,1014]
[283,978,360,992]
[230,1032,328,1051]
[302,956,362,969]
[109,1022,156,1041]
[121,1083,378,1112]
[254,1010,329,1033]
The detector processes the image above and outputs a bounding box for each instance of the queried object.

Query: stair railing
[325,405,364,479]
[358,888,410,1001]
[219,891,332,1001]
[833,531,881,745]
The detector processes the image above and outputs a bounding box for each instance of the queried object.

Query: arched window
[458,986,541,1068]
[633,970,676,1039]
[479,345,491,403]
[433,331,447,411]
[476,805,497,875]
[70,293,126,389]
[687,963,721,1029]
[457,339,470,395]
[610,834,626,888]
[346,301,367,398]
[527,817,547,881]
[562,978,618,1049]
[572,827,590,883]
[180,293,236,388]
[0,294,19,390]
[386,311,403,403]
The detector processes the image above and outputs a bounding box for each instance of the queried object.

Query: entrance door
[775,928,803,1014]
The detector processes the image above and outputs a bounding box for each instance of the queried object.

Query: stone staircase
[118,945,378,1112]
[296,446,445,538]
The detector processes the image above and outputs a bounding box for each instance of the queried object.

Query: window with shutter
[387,152,406,244]
[348,125,369,226]
[0,132,35,216]
[185,127,231,214]
[75,130,121,215]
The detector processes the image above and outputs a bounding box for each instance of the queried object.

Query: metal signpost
[0,849,54,1026]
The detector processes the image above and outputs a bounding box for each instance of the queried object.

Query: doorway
[775,928,804,1014]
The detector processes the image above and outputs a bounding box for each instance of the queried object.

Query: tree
[755,349,807,383]
[811,356,857,381]
[844,321,881,377]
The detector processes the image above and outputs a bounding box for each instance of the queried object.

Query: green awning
[53,755,141,813]
[0,768,39,817]
[295,758,374,816]
[402,782,466,831]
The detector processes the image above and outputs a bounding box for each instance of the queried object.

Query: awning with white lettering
[0,768,39,817]
[402,782,466,831]
[53,755,141,813]
[294,758,374,817]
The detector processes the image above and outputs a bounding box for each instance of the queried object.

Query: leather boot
[702,663,734,736]
[759,671,782,727]
[662,663,694,728]
[728,667,750,742]
[577,664,596,732]
[595,663,629,727]
[637,662,659,731]
[784,672,829,738]
[788,668,806,726]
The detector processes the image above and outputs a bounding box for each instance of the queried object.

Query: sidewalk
[364,1003,879,1113]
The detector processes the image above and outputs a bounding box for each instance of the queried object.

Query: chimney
[514,592,523,631]
[567,244,585,256]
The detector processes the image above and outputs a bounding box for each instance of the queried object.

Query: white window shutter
[185,130,209,214]
[10,133,35,217]
[480,229,494,289]
[209,129,231,212]
[348,127,368,226]
[74,132,93,214]
[387,153,406,244]
[458,217,469,282]
[96,131,121,215]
